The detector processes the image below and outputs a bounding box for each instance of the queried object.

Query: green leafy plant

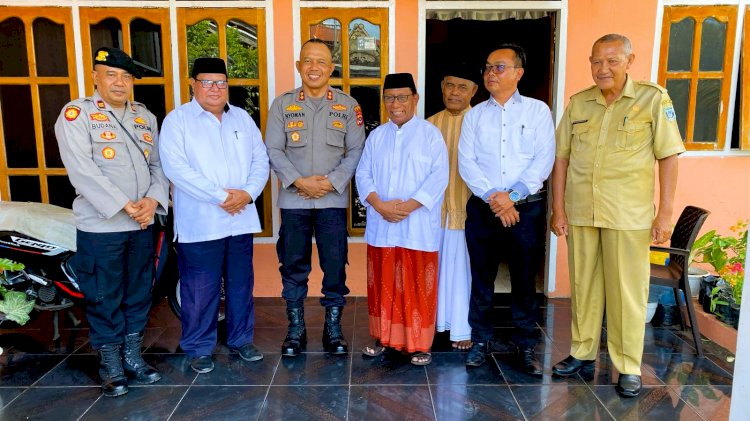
[692,220,747,274]
[0,258,36,325]
[709,285,731,314]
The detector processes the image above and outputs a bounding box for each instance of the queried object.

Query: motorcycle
[0,201,178,334]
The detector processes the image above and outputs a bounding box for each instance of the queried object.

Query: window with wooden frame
[79,8,174,128]
[177,8,272,237]
[658,6,737,151]
[301,8,389,235]
[0,7,79,206]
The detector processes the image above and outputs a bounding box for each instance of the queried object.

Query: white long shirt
[159,99,270,243]
[355,116,449,252]
[458,91,555,201]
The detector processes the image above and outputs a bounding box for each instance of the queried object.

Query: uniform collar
[296,87,335,102]
[91,90,137,115]
[587,75,635,105]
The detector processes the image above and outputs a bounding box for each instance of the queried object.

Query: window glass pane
[229,86,261,128]
[134,84,166,128]
[1,85,37,168]
[39,85,71,168]
[227,19,258,79]
[667,18,694,72]
[9,176,41,202]
[90,18,122,51]
[48,175,76,208]
[350,85,380,136]
[693,79,721,142]
[187,20,219,77]
[665,79,689,139]
[130,19,163,77]
[349,19,381,78]
[699,17,726,72]
[310,19,342,77]
[33,18,68,77]
[0,17,29,76]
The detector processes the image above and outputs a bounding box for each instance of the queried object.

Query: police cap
[93,47,142,79]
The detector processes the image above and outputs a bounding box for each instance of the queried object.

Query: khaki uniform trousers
[568,225,651,375]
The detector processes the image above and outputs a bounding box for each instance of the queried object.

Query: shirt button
[502,155,505,158]
[502,171,506,174]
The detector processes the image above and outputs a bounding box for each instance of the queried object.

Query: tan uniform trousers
[568,225,651,375]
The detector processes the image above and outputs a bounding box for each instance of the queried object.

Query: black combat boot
[122,332,162,384]
[98,344,128,397]
[281,307,307,357]
[322,306,348,355]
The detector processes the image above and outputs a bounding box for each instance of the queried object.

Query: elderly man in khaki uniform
[55,47,169,397]
[550,34,685,398]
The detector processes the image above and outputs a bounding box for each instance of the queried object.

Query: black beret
[384,73,416,92]
[442,62,478,85]
[192,57,228,78]
[93,47,142,79]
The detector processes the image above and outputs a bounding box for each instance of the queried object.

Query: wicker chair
[650,205,710,357]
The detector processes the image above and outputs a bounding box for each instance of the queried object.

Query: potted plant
[0,258,36,325]
[693,220,747,327]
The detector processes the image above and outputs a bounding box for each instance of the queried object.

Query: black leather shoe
[233,343,263,362]
[282,307,307,358]
[322,306,348,355]
[552,355,595,378]
[465,342,488,367]
[190,355,214,374]
[616,374,642,398]
[516,347,542,377]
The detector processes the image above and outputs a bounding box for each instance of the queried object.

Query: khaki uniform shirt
[266,87,366,209]
[556,77,685,230]
[427,108,471,230]
[54,91,169,233]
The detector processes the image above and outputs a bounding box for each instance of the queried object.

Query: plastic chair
[650,205,710,357]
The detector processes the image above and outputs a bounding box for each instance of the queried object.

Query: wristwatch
[509,190,522,203]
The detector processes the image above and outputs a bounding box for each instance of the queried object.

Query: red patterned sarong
[367,245,438,353]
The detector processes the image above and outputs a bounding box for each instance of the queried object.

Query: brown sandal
[362,341,386,357]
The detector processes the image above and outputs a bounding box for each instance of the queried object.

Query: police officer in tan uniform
[550,34,685,398]
[266,38,365,357]
[54,47,169,397]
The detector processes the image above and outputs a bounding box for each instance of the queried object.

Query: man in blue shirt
[159,58,270,373]
[458,44,555,373]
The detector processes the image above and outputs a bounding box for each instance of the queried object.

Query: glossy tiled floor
[0,296,734,420]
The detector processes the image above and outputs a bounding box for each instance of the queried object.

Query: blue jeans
[277,208,349,308]
[177,234,255,357]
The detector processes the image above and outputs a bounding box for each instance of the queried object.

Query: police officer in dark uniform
[266,39,365,357]
[54,47,169,397]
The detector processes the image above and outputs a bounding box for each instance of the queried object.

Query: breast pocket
[515,125,535,157]
[326,116,347,148]
[616,121,652,151]
[92,135,129,167]
[284,122,308,148]
[572,123,591,152]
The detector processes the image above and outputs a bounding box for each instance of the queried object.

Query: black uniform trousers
[75,227,154,350]
[277,208,349,309]
[465,195,546,349]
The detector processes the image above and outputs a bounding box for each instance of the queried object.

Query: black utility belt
[516,191,545,205]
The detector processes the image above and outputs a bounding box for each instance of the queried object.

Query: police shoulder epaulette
[636,80,668,93]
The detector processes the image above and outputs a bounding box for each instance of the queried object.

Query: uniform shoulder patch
[64,105,81,121]
[663,102,676,121]
[286,104,302,112]
[354,105,363,127]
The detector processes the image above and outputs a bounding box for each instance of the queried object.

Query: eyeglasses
[483,64,520,74]
[195,79,229,89]
[383,94,413,103]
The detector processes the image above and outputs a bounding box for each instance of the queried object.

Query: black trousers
[75,228,153,349]
[277,208,349,308]
[465,196,546,348]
